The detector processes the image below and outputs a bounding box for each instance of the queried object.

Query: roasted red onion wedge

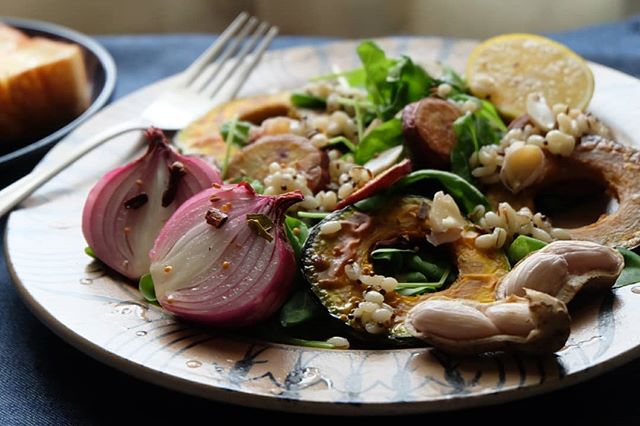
[82,128,220,280]
[149,183,303,327]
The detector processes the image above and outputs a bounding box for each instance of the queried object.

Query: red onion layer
[149,183,303,327]
[82,128,220,280]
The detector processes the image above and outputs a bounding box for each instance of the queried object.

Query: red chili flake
[124,192,148,209]
[205,207,228,228]
[238,181,256,195]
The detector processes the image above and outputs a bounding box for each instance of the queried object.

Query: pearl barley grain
[320,220,342,235]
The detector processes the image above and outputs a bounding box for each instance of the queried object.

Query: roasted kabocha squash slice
[301,195,510,341]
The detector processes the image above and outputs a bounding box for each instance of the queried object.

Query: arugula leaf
[451,113,479,182]
[297,211,330,220]
[327,136,357,152]
[220,120,253,146]
[138,274,157,303]
[279,289,323,328]
[371,247,417,261]
[291,92,327,109]
[357,41,434,120]
[507,235,547,265]
[354,117,403,164]
[393,169,491,214]
[438,65,468,95]
[451,94,506,132]
[614,248,640,288]
[312,67,367,87]
[450,95,506,182]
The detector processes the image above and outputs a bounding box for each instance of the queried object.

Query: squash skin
[301,195,510,341]
[564,135,640,248]
[485,134,640,249]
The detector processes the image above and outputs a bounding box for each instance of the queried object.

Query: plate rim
[5,35,640,415]
[0,16,117,165]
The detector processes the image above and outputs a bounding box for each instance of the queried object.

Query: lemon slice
[465,33,594,118]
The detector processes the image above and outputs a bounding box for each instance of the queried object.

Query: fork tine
[191,16,258,92]
[201,21,269,98]
[181,12,249,86]
[223,25,279,101]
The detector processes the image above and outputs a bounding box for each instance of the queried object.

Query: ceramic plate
[0,17,116,167]
[5,37,640,415]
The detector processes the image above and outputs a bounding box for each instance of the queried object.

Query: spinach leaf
[220,119,253,146]
[354,117,403,164]
[407,255,446,281]
[507,235,547,265]
[248,179,265,194]
[285,337,336,349]
[291,92,327,109]
[357,41,434,120]
[614,248,640,288]
[399,271,427,283]
[84,246,96,259]
[254,320,337,348]
[284,216,310,261]
[393,169,491,213]
[279,289,323,328]
[138,274,158,303]
[450,95,506,182]
[395,268,450,296]
[353,194,386,212]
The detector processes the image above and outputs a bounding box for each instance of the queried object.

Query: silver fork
[0,12,278,217]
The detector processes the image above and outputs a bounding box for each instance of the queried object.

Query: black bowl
[0,17,117,173]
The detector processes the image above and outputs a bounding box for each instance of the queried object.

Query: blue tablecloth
[2,16,640,424]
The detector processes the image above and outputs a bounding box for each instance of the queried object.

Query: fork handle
[0,121,145,218]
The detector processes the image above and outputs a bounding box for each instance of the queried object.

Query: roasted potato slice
[175,93,291,164]
[227,134,329,191]
[402,98,461,169]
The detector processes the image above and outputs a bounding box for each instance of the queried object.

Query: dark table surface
[2,17,640,425]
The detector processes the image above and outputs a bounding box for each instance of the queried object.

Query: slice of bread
[0,24,28,52]
[0,24,90,147]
